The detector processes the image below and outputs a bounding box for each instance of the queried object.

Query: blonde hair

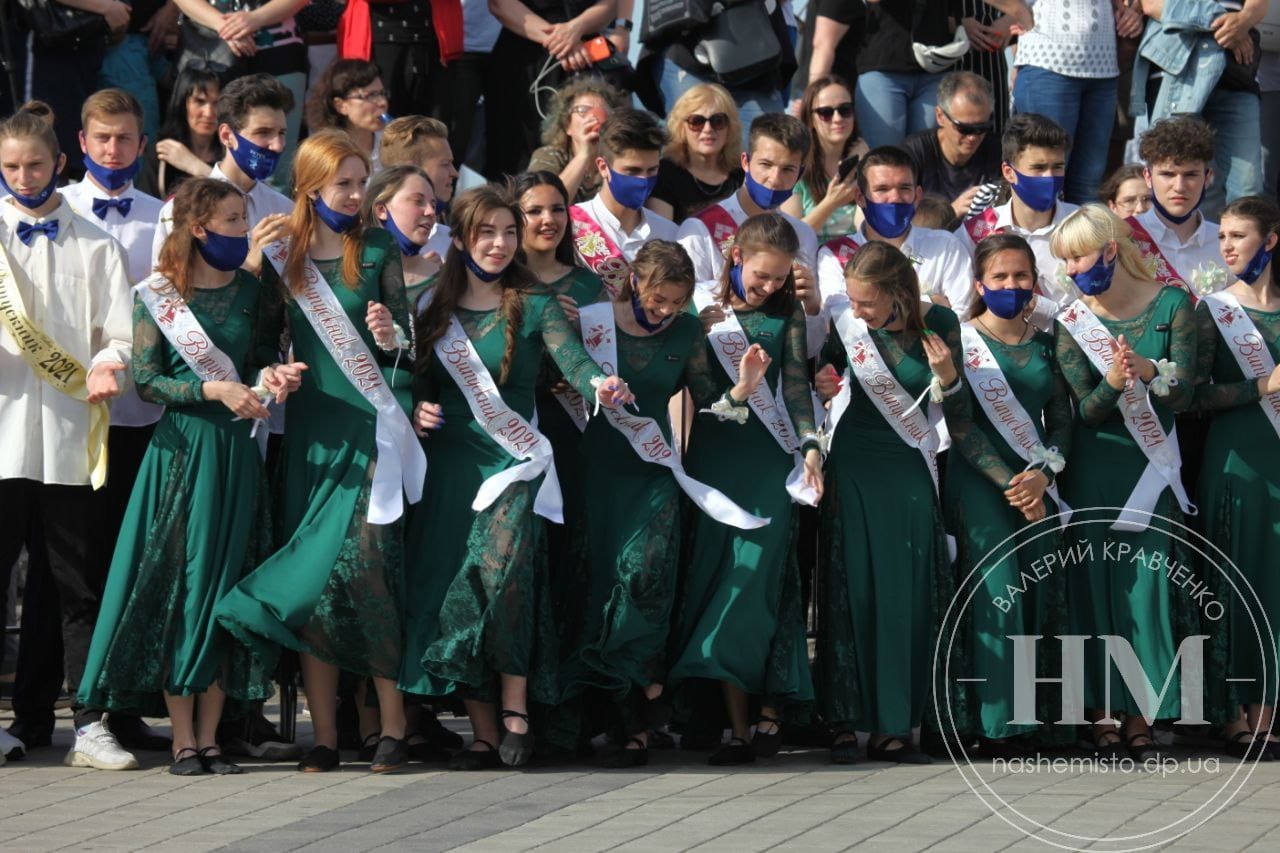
[380,116,449,168]
[285,129,371,294]
[664,84,742,174]
[81,88,144,133]
[1050,203,1153,283]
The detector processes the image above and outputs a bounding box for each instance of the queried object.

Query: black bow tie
[92,197,133,220]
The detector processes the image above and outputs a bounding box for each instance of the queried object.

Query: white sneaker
[0,727,24,761]
[65,721,139,770]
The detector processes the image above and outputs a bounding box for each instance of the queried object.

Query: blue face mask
[981,285,1035,319]
[230,132,280,182]
[1152,184,1205,225]
[1071,249,1118,296]
[313,196,359,233]
[743,166,795,210]
[1,169,60,210]
[196,229,249,272]
[82,154,141,191]
[381,210,425,257]
[1008,168,1063,213]
[729,263,747,301]
[630,285,671,332]
[863,200,915,239]
[607,168,658,210]
[1239,242,1274,285]
[874,306,899,330]
[463,250,507,282]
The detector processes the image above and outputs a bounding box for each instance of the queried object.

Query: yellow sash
[0,244,109,488]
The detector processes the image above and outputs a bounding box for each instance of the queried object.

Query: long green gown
[1191,297,1280,718]
[668,303,817,716]
[943,326,1073,742]
[814,303,968,736]
[398,289,607,706]
[560,310,739,735]
[1055,286,1198,718]
[215,228,415,680]
[79,273,274,716]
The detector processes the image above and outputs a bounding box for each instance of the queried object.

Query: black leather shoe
[198,746,244,775]
[601,737,649,768]
[449,739,502,771]
[406,737,450,763]
[170,747,206,776]
[298,745,340,772]
[867,737,933,764]
[108,715,172,752]
[8,720,53,751]
[370,736,408,773]
[751,716,782,758]
[1124,731,1159,763]
[357,732,380,763]
[499,710,534,767]
[708,737,755,766]
[830,732,859,765]
[419,706,465,751]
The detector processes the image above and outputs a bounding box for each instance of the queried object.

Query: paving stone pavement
[2,704,1279,852]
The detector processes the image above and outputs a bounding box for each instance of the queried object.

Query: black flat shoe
[867,737,933,765]
[370,736,408,773]
[358,732,381,763]
[1223,730,1267,760]
[298,745,340,772]
[830,733,860,765]
[1125,731,1158,763]
[449,739,502,771]
[499,710,534,767]
[601,736,649,768]
[708,737,754,766]
[419,706,465,750]
[1085,726,1124,758]
[198,747,244,775]
[752,716,782,759]
[406,736,450,763]
[170,747,206,776]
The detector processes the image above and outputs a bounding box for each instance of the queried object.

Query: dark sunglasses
[686,112,730,131]
[941,109,993,137]
[812,103,854,121]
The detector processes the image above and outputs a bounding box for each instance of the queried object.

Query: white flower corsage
[1149,359,1178,396]
[1025,444,1066,475]
[1190,262,1227,297]
[701,394,750,424]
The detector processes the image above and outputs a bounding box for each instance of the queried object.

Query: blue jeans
[1200,89,1263,220]
[99,34,166,143]
[658,57,785,152]
[853,70,943,149]
[1013,66,1118,205]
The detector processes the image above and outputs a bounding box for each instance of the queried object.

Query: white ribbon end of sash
[700,396,750,424]
[1149,359,1178,396]
[902,377,943,419]
[1025,445,1066,475]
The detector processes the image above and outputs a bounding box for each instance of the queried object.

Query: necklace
[977,314,1031,346]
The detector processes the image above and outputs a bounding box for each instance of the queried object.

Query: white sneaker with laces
[0,727,24,761]
[65,720,139,770]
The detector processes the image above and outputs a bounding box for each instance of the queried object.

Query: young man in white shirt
[817,146,974,315]
[1129,116,1229,297]
[569,108,679,297]
[955,113,1080,329]
[379,115,460,261]
[0,107,136,770]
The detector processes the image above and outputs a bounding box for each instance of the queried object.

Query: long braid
[498,284,525,385]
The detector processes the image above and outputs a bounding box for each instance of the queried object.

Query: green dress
[795,171,860,244]
[215,228,415,680]
[668,304,817,714]
[814,303,968,735]
[79,273,275,716]
[1055,286,1198,717]
[943,327,1074,742]
[399,290,607,705]
[559,311,738,733]
[1191,298,1280,717]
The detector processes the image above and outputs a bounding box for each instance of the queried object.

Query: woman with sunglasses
[781,75,867,243]
[305,59,391,174]
[527,79,626,205]
[648,84,745,223]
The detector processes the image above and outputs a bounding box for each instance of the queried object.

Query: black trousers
[485,29,564,181]
[373,35,449,121]
[24,32,105,184]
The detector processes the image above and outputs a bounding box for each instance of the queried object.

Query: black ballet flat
[357,732,380,763]
[198,746,244,775]
[1124,731,1159,763]
[370,736,408,773]
[601,736,649,768]
[829,732,859,765]
[298,745,340,772]
[1085,726,1124,758]
[170,747,206,776]
[867,737,933,765]
[419,706,465,751]
[751,715,782,759]
[709,737,755,766]
[449,739,502,771]
[499,710,534,767]
[406,736,450,763]
[1223,730,1268,760]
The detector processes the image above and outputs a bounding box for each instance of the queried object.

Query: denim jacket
[1129,0,1228,118]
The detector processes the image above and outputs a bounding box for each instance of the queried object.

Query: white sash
[1057,299,1195,531]
[960,323,1072,525]
[577,302,769,529]
[433,313,563,522]
[1203,292,1280,441]
[135,273,243,384]
[263,242,426,525]
[699,295,819,506]
[551,385,589,432]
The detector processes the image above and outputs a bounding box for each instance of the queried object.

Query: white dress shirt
[817,224,976,316]
[63,178,166,427]
[573,193,679,266]
[151,163,294,265]
[1132,207,1228,295]
[0,197,133,485]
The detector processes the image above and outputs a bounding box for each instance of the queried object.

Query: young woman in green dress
[813,241,969,766]
[945,233,1074,756]
[79,179,305,775]
[363,165,444,312]
[559,239,773,768]
[403,185,632,770]
[214,130,424,775]
[1051,204,1198,762]
[667,213,824,766]
[1191,196,1280,760]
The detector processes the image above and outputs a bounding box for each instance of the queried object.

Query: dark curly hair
[1138,116,1216,167]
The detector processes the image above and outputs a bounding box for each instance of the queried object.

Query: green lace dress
[794,169,862,244]
[399,290,608,705]
[1191,297,1280,718]
[560,311,732,733]
[215,228,415,680]
[668,304,817,715]
[79,273,275,716]
[944,327,1073,742]
[1054,286,1198,717]
[814,304,968,736]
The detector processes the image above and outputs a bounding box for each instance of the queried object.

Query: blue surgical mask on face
[463,250,506,282]
[874,306,899,330]
[862,200,915,239]
[630,285,671,332]
[981,285,1035,319]
[607,167,658,210]
[1,169,60,210]
[82,154,141,191]
[1008,168,1063,213]
[729,263,747,301]
[381,210,425,257]
[313,195,359,233]
[1239,242,1274,285]
[743,165,795,210]
[230,132,280,181]
[196,229,249,272]
[1152,184,1205,225]
[1071,249,1118,296]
